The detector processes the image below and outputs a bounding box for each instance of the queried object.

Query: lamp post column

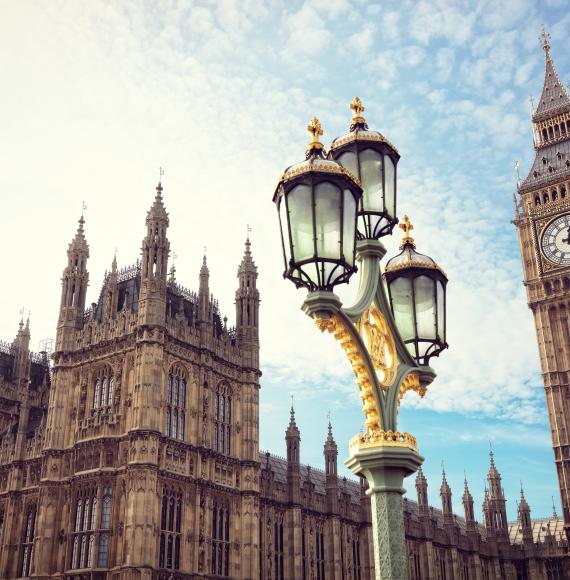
[346,445,422,579]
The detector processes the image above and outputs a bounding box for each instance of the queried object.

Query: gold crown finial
[350,96,367,125]
[540,24,551,53]
[399,215,415,247]
[306,117,324,151]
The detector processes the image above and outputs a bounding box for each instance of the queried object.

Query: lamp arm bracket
[312,306,388,431]
[343,239,386,322]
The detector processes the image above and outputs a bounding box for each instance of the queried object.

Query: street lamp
[273,98,449,580]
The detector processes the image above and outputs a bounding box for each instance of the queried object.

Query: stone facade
[514,31,570,552]
[0,180,566,580]
[0,34,569,580]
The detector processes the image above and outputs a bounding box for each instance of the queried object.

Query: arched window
[70,486,113,570]
[159,488,182,570]
[19,505,36,577]
[211,500,230,577]
[214,385,232,455]
[93,368,114,412]
[274,512,284,580]
[316,522,325,580]
[165,366,187,441]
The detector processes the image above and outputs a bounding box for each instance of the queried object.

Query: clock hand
[563,226,570,245]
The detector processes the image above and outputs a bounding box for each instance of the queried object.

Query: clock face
[541,214,570,265]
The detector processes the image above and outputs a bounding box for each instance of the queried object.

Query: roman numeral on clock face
[541,214,570,265]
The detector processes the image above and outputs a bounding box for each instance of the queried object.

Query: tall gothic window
[19,504,36,577]
[93,368,114,412]
[159,489,182,570]
[211,500,230,577]
[214,386,231,455]
[274,512,284,580]
[316,523,325,580]
[166,367,186,440]
[70,486,113,570]
[352,536,361,580]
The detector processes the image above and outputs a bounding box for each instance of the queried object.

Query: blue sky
[1,0,569,522]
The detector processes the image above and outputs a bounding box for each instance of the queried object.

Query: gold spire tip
[307,117,324,150]
[350,96,366,122]
[399,215,415,247]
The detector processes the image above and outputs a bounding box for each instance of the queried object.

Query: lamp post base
[345,444,423,580]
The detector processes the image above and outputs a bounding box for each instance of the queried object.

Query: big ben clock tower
[515,27,570,539]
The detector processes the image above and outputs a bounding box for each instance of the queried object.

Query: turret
[13,317,31,457]
[518,483,533,543]
[440,465,453,524]
[12,317,31,384]
[103,254,119,320]
[138,181,169,328]
[483,486,492,531]
[286,403,301,504]
[235,237,260,369]
[198,255,210,322]
[487,447,508,536]
[416,466,429,517]
[324,416,339,513]
[462,475,476,530]
[57,215,89,350]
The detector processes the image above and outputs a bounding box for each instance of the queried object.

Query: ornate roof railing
[117,260,141,283]
[0,340,13,356]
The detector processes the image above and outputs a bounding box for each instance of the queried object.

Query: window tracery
[159,488,182,570]
[19,504,36,577]
[214,384,232,455]
[93,367,114,412]
[211,499,230,577]
[166,366,187,440]
[70,485,113,570]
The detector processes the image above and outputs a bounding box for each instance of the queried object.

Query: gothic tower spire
[462,474,475,530]
[57,215,89,351]
[415,466,429,517]
[440,464,453,524]
[138,181,170,328]
[324,415,339,513]
[518,482,533,542]
[286,400,301,504]
[486,447,508,538]
[235,235,260,369]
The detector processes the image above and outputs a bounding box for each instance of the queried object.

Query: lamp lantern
[329,97,400,240]
[273,117,363,291]
[384,216,448,365]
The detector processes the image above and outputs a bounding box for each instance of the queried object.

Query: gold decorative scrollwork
[349,429,418,453]
[316,316,381,432]
[356,307,397,388]
[397,373,425,406]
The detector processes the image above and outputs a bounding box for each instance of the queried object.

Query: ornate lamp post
[273,99,448,580]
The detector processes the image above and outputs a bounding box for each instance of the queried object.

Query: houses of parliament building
[1,33,570,580]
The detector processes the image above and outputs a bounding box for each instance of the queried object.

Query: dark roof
[260,452,363,503]
[519,139,570,193]
[533,51,570,121]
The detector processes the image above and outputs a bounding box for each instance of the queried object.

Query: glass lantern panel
[360,149,383,211]
[384,155,395,217]
[342,189,356,265]
[278,195,291,266]
[437,280,445,341]
[315,181,342,260]
[288,184,314,262]
[414,275,437,340]
[337,151,358,180]
[390,277,415,341]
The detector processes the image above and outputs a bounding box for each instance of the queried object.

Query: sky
[1,0,568,522]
